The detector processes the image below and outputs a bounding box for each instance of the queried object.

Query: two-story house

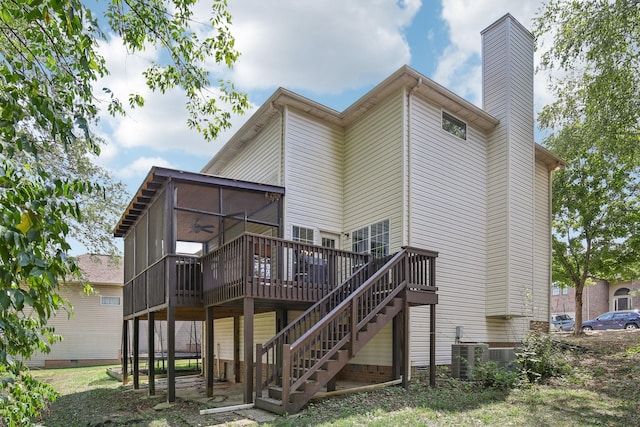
[115,14,562,414]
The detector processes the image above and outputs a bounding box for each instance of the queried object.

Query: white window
[552,286,560,296]
[562,287,569,295]
[292,226,314,245]
[442,111,467,140]
[352,220,389,258]
[100,296,121,306]
[352,227,369,254]
[321,237,336,248]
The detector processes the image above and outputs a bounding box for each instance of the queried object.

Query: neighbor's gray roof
[73,254,123,286]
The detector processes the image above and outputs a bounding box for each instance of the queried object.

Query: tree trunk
[573,280,585,335]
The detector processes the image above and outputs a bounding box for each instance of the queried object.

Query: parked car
[581,310,640,332]
[551,314,575,332]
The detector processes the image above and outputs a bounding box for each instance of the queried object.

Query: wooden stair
[254,247,438,415]
[255,296,404,414]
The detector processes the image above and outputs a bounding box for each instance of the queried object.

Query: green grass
[30,331,640,426]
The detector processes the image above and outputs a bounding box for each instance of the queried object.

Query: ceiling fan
[190,219,215,234]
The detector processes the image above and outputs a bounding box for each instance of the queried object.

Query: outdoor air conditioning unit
[451,343,489,380]
[488,347,516,369]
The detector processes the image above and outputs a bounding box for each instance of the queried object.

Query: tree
[0,0,247,424]
[534,0,640,334]
[14,139,129,257]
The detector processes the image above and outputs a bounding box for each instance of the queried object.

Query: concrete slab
[234,408,278,423]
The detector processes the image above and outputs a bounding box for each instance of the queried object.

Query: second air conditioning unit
[451,343,489,380]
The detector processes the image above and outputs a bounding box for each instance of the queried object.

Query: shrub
[516,332,573,384]
[472,361,519,389]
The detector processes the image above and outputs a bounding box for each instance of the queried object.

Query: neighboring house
[26,254,201,368]
[552,280,640,321]
[26,254,124,368]
[115,14,562,413]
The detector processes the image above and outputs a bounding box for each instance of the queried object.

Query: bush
[516,332,573,384]
[472,361,519,389]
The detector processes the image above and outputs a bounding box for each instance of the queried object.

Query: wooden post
[429,256,436,387]
[234,315,240,383]
[429,303,436,387]
[167,306,176,402]
[255,344,262,398]
[206,306,214,397]
[282,344,291,414]
[122,319,129,385]
[392,313,402,380]
[148,312,155,395]
[402,297,410,389]
[133,317,140,389]
[243,297,254,404]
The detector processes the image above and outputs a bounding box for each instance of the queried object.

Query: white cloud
[225,0,421,94]
[93,35,255,160]
[433,0,547,107]
[115,156,173,180]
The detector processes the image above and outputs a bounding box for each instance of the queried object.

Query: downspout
[271,101,285,238]
[406,78,422,247]
[547,166,553,327]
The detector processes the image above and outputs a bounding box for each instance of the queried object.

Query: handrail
[283,249,409,402]
[256,262,372,392]
[290,250,406,348]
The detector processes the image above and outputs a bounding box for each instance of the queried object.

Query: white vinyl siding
[212,317,235,361]
[214,312,276,363]
[343,89,404,253]
[483,15,535,319]
[341,90,404,364]
[533,160,551,321]
[204,117,282,185]
[407,94,488,365]
[26,284,123,367]
[283,108,344,240]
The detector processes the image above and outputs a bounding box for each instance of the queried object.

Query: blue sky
[87,0,551,253]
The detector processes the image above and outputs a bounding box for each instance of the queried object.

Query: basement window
[442,111,467,140]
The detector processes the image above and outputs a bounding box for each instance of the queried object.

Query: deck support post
[429,303,436,387]
[167,306,176,403]
[243,297,254,404]
[234,315,240,383]
[133,317,140,389]
[392,313,402,380]
[122,319,129,385]
[402,297,410,389]
[206,306,214,397]
[148,312,155,395]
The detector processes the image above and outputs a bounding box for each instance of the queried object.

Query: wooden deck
[123,233,371,319]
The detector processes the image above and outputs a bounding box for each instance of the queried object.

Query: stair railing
[280,249,411,411]
[256,256,373,395]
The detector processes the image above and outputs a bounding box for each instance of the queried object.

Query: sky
[87,0,553,253]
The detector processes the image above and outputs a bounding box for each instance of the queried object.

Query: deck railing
[123,233,371,317]
[202,233,370,306]
[122,254,202,317]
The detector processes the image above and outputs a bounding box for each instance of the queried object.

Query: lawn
[31,330,640,426]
